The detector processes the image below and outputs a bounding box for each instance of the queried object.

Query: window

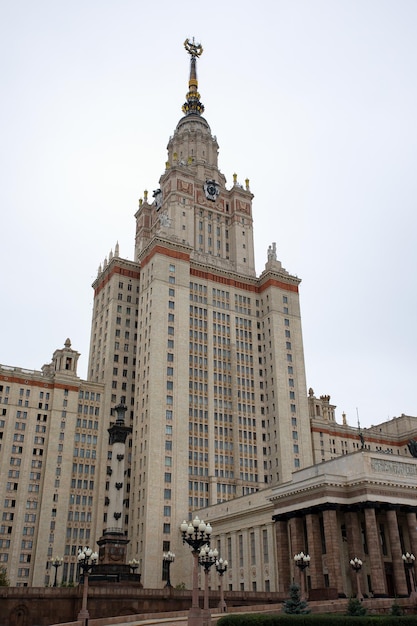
[250,531,256,565]
[262,529,269,564]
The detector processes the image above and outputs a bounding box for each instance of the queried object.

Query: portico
[271,451,417,599]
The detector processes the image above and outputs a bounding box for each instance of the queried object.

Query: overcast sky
[1,1,416,428]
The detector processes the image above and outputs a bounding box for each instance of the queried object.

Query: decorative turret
[48,339,80,378]
[182,38,204,116]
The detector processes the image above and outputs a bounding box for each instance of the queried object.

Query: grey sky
[1,0,416,428]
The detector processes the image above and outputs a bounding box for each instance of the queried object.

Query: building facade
[86,41,313,588]
[1,41,416,594]
[309,389,417,463]
[0,340,106,586]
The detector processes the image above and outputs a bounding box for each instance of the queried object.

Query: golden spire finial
[182,38,204,116]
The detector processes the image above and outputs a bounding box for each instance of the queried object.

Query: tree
[282,583,310,614]
[0,566,9,587]
[390,600,403,616]
[346,596,367,616]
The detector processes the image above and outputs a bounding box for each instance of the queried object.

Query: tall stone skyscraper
[88,40,312,587]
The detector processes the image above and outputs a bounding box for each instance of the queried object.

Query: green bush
[282,583,310,614]
[0,567,9,587]
[346,597,367,616]
[390,600,403,616]
[217,614,417,625]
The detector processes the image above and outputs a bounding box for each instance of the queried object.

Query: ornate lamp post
[402,552,416,595]
[350,557,363,600]
[77,546,98,626]
[163,551,175,588]
[198,544,218,623]
[180,516,213,626]
[215,557,228,613]
[128,558,139,574]
[51,556,63,587]
[294,552,310,601]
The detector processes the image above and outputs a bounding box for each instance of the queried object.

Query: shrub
[346,597,367,616]
[0,566,9,587]
[282,583,310,614]
[390,600,403,616]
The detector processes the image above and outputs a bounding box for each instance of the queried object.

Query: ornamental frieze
[370,457,417,477]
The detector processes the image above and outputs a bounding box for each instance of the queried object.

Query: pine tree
[346,596,367,616]
[390,600,403,616]
[282,583,310,614]
[0,566,9,587]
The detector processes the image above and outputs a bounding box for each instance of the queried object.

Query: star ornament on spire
[184,38,203,58]
[182,37,205,116]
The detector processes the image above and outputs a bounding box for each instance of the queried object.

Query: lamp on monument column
[163,551,175,588]
[215,557,228,613]
[402,552,416,594]
[128,558,140,576]
[77,546,98,626]
[294,552,310,601]
[349,557,363,601]
[51,556,63,587]
[180,516,213,626]
[198,544,218,625]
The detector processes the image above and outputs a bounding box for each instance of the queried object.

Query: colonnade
[274,503,417,599]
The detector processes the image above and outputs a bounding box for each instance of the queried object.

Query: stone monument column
[95,401,134,580]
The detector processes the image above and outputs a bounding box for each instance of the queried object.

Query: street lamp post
[402,552,416,596]
[51,556,63,587]
[215,557,228,613]
[163,551,175,588]
[294,552,310,601]
[350,557,363,600]
[77,546,98,626]
[198,544,218,623]
[180,516,213,626]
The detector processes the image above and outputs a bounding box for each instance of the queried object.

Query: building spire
[182,38,204,116]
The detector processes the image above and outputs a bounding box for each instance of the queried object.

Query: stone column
[407,511,417,554]
[306,513,324,589]
[322,508,344,595]
[386,508,408,596]
[364,506,386,596]
[406,511,417,591]
[289,516,305,555]
[275,519,291,593]
[345,510,365,597]
[289,516,305,586]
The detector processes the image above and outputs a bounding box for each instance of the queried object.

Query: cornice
[92,257,140,295]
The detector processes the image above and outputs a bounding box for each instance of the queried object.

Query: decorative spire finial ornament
[182,38,204,116]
